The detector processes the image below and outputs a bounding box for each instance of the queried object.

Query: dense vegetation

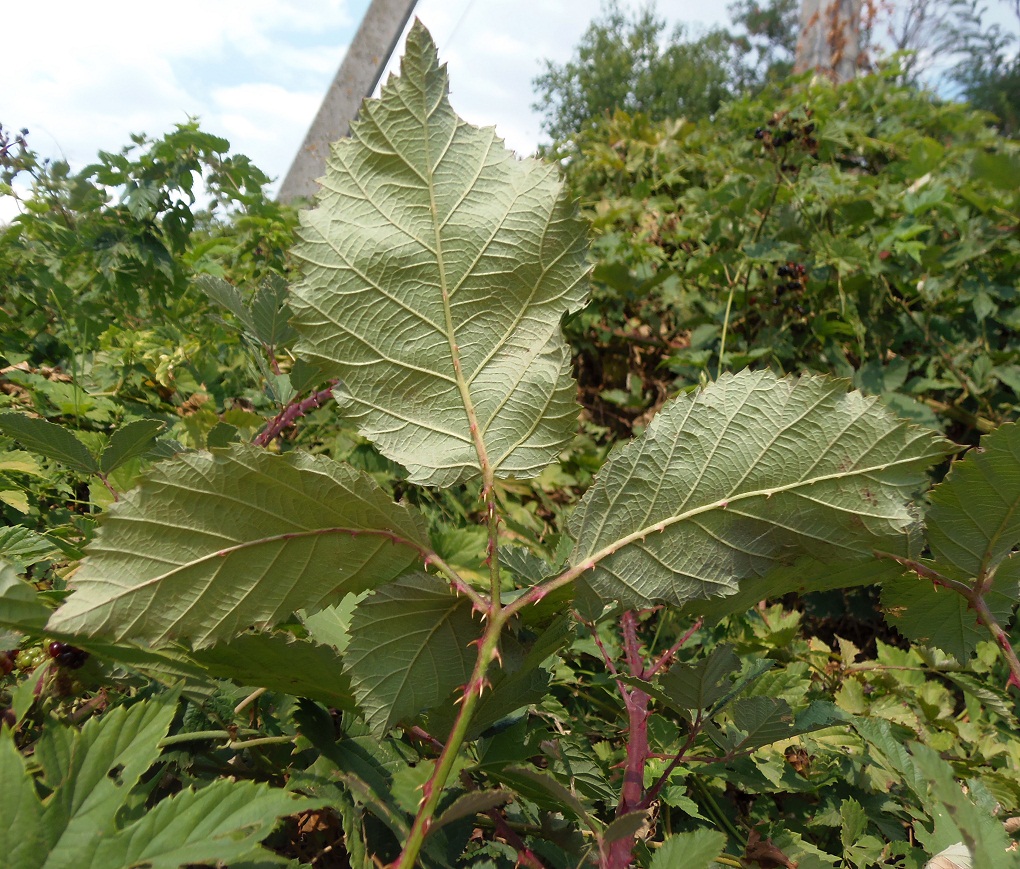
[2,16,1020,869]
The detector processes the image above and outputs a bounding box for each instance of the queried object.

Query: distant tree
[728,0,799,85]
[946,0,1020,134]
[531,1,736,145]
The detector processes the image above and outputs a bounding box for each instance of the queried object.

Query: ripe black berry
[48,642,88,670]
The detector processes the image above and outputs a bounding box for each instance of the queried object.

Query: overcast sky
[2,0,1016,222]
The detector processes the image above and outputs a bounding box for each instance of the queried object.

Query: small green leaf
[0,414,100,474]
[602,811,648,843]
[431,790,510,832]
[249,273,296,347]
[650,829,727,869]
[840,798,868,850]
[0,561,50,632]
[344,573,477,735]
[100,419,165,473]
[657,645,741,711]
[0,527,60,571]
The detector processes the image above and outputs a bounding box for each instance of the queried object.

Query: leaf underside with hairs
[47,445,428,648]
[569,369,952,609]
[289,21,590,487]
[344,572,477,735]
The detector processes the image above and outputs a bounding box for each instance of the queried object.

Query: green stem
[390,611,506,869]
[158,728,260,747]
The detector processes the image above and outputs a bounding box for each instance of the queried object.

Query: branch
[254,381,338,447]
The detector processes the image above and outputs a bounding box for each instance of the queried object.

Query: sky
[1,0,1017,222]
[0,0,729,221]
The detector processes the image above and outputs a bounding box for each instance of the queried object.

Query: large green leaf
[47,445,428,648]
[569,370,951,608]
[344,573,477,734]
[289,21,589,487]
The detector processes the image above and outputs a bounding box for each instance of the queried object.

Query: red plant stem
[647,618,702,677]
[602,611,651,869]
[254,381,338,447]
[971,593,1020,691]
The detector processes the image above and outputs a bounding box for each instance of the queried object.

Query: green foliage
[0,689,319,869]
[2,19,1020,869]
[531,0,737,146]
[563,66,1020,443]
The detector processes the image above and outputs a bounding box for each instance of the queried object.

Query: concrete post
[795,0,863,83]
[278,0,418,203]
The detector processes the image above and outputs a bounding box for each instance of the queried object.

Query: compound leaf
[650,829,727,869]
[92,779,317,869]
[37,690,179,866]
[569,370,951,608]
[0,413,100,475]
[289,21,589,487]
[47,445,428,648]
[345,573,477,735]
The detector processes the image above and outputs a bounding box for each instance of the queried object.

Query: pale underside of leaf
[344,572,477,735]
[570,369,952,608]
[289,22,589,487]
[47,445,428,648]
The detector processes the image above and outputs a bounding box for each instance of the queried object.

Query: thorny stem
[389,117,506,868]
[648,618,702,677]
[971,594,1020,691]
[254,381,338,447]
[602,611,650,869]
[874,550,1020,692]
[96,473,119,502]
[390,610,506,869]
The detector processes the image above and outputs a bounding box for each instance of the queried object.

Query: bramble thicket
[2,17,1020,869]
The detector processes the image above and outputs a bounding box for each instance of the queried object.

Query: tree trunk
[795,0,863,82]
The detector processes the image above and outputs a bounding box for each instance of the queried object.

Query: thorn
[491,645,503,666]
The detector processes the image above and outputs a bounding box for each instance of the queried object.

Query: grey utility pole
[278,0,418,203]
